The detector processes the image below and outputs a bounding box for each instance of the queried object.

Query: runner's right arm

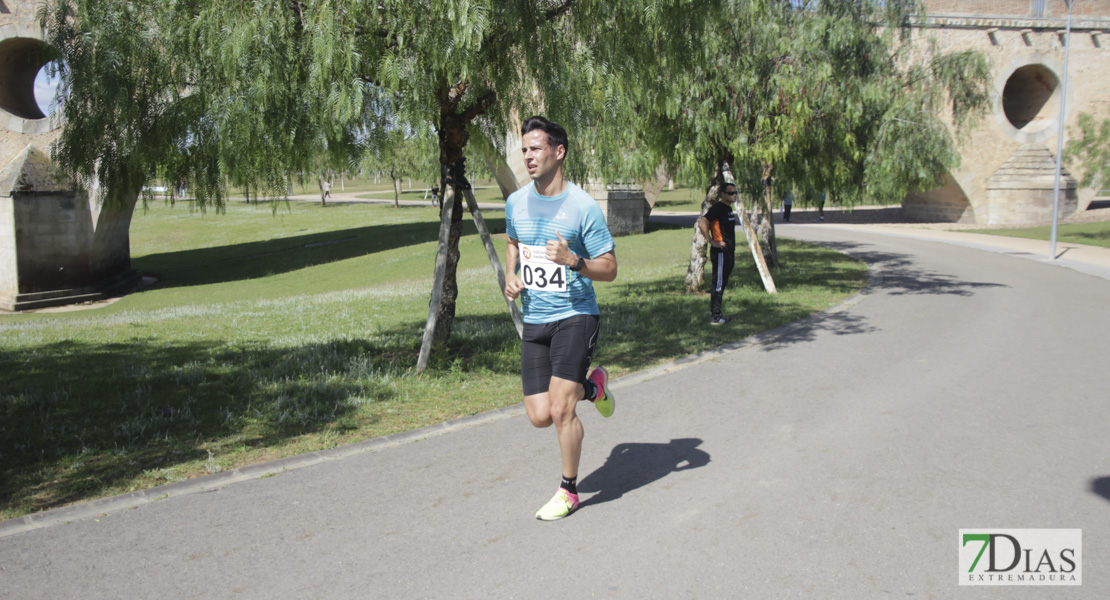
[504,238,525,301]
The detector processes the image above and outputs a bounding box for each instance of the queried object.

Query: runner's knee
[547,381,580,425]
[528,413,552,428]
[524,397,553,428]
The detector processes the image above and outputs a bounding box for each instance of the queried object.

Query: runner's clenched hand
[546,232,578,266]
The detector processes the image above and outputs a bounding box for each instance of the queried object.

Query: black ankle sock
[583,380,597,401]
[560,476,577,495]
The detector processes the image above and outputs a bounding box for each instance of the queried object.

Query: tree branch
[543,0,575,21]
[461,90,497,122]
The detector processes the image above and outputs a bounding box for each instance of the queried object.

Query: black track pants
[709,247,734,318]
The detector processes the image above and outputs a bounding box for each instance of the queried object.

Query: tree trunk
[417,183,458,372]
[432,181,464,346]
[756,215,774,266]
[685,162,732,293]
[416,88,497,370]
[640,163,671,230]
[683,189,714,293]
[760,161,779,268]
[393,177,401,208]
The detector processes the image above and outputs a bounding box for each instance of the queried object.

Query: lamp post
[1050,0,1074,259]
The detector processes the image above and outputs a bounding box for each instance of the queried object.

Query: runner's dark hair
[521,115,569,155]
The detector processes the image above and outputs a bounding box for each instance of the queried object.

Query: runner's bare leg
[524,376,585,478]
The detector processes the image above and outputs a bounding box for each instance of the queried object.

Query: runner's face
[522,130,565,183]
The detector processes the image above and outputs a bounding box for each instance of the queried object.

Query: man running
[696,182,738,325]
[504,115,618,521]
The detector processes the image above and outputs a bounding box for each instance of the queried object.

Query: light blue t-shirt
[505,181,615,324]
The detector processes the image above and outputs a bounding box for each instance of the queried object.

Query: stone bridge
[907,0,1110,223]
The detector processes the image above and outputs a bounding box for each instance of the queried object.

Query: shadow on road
[808,241,1009,297]
[577,438,710,509]
[1090,477,1110,504]
[757,311,879,351]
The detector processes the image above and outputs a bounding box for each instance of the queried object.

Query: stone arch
[0,20,63,139]
[0,35,50,120]
[1001,64,1058,130]
[992,54,1069,145]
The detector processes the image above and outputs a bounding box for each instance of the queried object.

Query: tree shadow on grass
[0,311,527,517]
[1067,230,1110,246]
[597,238,876,368]
[0,337,395,515]
[598,277,825,371]
[577,438,710,509]
[134,216,506,290]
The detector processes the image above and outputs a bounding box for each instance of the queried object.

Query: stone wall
[0,192,139,311]
[927,0,1110,19]
[0,144,140,310]
[904,176,977,223]
[582,182,646,237]
[984,144,1078,223]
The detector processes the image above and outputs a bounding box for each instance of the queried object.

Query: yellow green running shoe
[535,488,579,521]
[587,366,614,418]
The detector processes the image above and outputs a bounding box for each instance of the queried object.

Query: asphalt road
[2,222,1108,599]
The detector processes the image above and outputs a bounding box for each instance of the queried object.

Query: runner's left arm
[546,232,617,282]
[579,250,617,282]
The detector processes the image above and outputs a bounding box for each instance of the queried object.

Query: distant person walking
[696,183,739,325]
[782,190,793,222]
[503,116,618,521]
[322,180,332,201]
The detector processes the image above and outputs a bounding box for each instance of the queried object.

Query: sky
[34,64,60,117]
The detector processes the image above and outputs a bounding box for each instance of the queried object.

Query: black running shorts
[520,314,600,396]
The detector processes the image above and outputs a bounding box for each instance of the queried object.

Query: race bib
[519,244,568,293]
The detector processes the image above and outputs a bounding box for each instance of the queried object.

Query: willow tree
[362,127,438,208]
[40,0,705,367]
[622,0,991,293]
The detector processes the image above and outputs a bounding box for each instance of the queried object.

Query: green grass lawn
[355,184,507,205]
[966,220,1110,249]
[653,186,708,212]
[0,200,867,520]
[652,186,902,214]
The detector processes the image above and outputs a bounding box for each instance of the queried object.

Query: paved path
[3,221,1109,598]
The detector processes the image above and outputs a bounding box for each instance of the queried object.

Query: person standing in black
[696,183,739,325]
